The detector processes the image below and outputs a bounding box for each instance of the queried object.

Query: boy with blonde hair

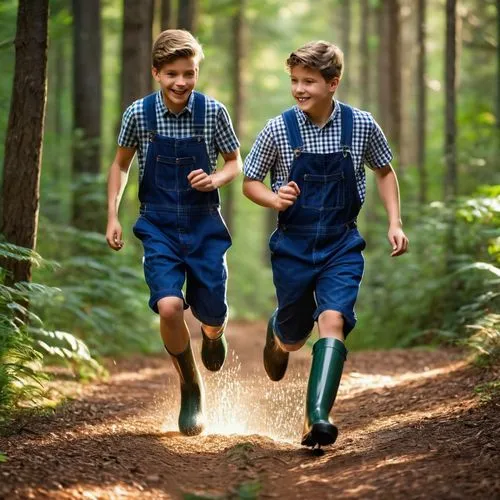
[106,30,241,436]
[243,41,408,447]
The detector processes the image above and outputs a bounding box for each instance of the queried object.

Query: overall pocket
[302,171,345,210]
[155,155,196,192]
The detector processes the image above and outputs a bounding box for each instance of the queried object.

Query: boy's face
[290,65,339,117]
[152,56,199,113]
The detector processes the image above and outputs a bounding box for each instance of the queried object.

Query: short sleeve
[214,104,240,154]
[243,122,279,182]
[118,104,138,148]
[363,117,393,169]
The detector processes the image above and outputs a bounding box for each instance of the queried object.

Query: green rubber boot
[301,337,347,447]
[168,341,205,436]
[201,326,227,372]
[263,311,289,381]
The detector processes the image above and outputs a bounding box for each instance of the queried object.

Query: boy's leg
[265,247,317,381]
[134,213,205,435]
[302,231,364,447]
[301,334,347,447]
[185,211,232,372]
[158,296,205,436]
[200,321,228,372]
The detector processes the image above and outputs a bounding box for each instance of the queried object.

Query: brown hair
[286,41,344,81]
[152,29,204,69]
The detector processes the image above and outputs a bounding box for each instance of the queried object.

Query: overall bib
[133,91,232,327]
[270,104,366,344]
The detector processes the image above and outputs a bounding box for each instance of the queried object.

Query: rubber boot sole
[301,421,338,447]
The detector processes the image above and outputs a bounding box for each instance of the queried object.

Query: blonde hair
[152,29,205,69]
[286,41,344,81]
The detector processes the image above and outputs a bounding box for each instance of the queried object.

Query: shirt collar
[157,90,195,117]
[294,99,339,127]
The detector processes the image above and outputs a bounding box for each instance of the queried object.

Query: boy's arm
[373,164,409,257]
[189,102,241,191]
[106,146,136,251]
[188,149,242,191]
[243,177,300,211]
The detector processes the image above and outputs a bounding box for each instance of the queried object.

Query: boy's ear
[151,66,160,81]
[328,77,340,93]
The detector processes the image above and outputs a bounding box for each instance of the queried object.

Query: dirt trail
[0,316,499,499]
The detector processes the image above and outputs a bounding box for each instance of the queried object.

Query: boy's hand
[388,225,409,257]
[274,181,300,211]
[188,169,218,192]
[106,218,124,251]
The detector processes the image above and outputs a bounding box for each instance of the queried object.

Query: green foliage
[0,242,102,425]
[34,218,160,356]
[352,187,500,361]
[474,380,500,403]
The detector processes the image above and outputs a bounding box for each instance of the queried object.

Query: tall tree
[340,0,351,102]
[177,0,198,32]
[223,0,246,234]
[497,0,500,132]
[72,0,102,230]
[359,0,371,111]
[161,0,172,30]
[1,0,49,284]
[416,0,427,204]
[444,0,458,200]
[377,1,390,133]
[377,0,402,156]
[121,0,154,111]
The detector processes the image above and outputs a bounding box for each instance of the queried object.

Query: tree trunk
[177,0,197,32]
[161,0,172,30]
[223,0,246,235]
[340,0,351,102]
[72,0,102,230]
[360,0,370,111]
[417,0,427,204]
[377,0,401,157]
[377,2,390,130]
[121,0,154,111]
[444,0,457,200]
[497,0,500,132]
[388,0,402,157]
[1,0,49,284]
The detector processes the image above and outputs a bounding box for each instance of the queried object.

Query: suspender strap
[143,92,158,132]
[192,91,205,136]
[282,108,303,153]
[339,102,353,150]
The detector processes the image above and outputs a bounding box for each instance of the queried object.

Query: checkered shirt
[118,91,240,182]
[243,101,393,204]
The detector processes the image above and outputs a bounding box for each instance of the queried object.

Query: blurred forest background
[0,0,498,420]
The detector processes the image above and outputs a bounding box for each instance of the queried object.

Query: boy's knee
[157,297,184,320]
[278,338,306,352]
[318,310,344,331]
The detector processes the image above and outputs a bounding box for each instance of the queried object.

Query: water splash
[159,350,308,443]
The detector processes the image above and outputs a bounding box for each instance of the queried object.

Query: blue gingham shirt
[118,91,240,182]
[244,101,392,204]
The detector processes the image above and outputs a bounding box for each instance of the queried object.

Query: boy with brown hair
[243,41,408,448]
[106,29,241,436]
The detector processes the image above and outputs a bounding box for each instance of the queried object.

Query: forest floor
[0,314,499,500]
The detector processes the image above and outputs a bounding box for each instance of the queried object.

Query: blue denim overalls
[132,91,232,326]
[270,104,366,344]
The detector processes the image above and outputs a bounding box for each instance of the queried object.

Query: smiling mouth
[296,97,310,103]
[171,89,187,96]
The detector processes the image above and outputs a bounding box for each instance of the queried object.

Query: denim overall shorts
[132,91,232,326]
[270,104,366,343]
